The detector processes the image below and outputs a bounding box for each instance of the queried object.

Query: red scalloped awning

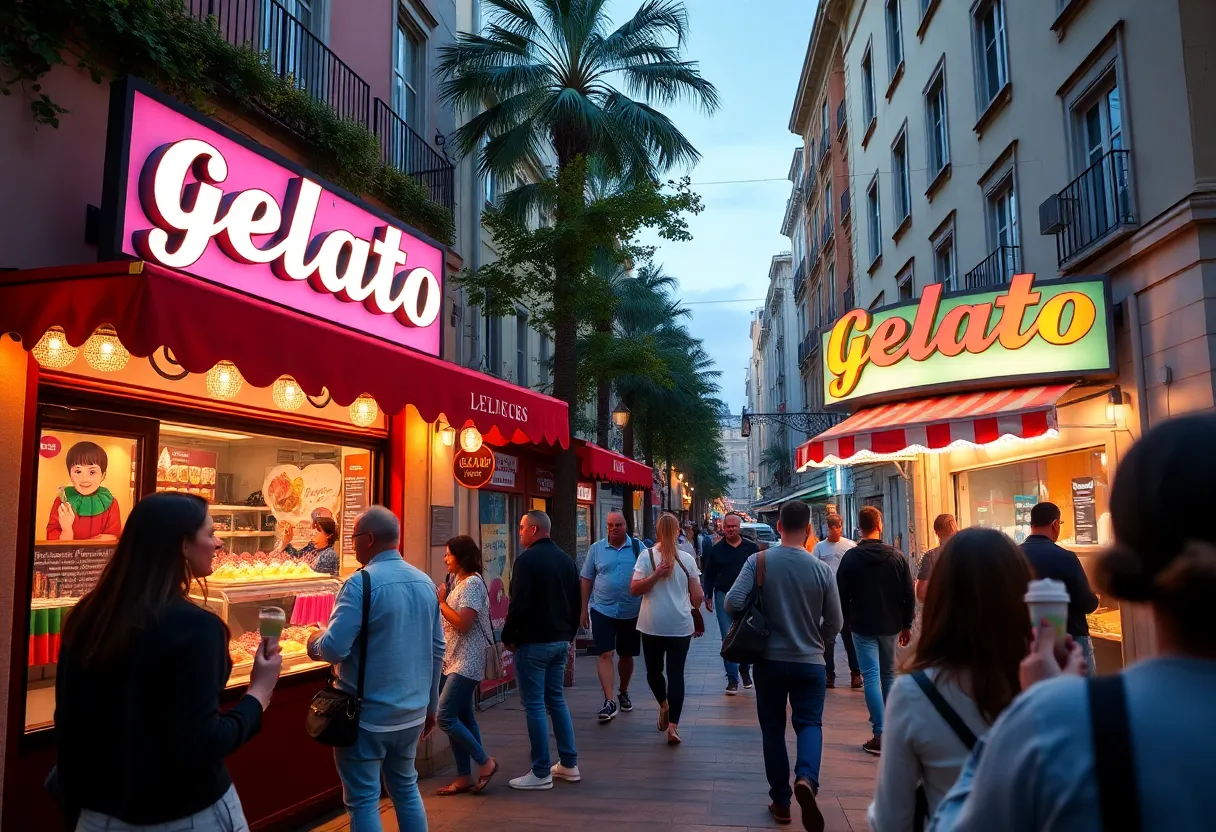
[576,440,653,489]
[0,261,569,448]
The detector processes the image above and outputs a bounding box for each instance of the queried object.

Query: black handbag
[306,569,370,747]
[720,551,768,664]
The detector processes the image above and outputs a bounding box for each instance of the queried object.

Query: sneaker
[768,803,792,825]
[741,668,754,689]
[795,778,824,832]
[550,763,581,782]
[597,699,619,722]
[725,680,739,696]
[851,672,863,689]
[825,674,836,689]
[618,690,633,712]
[509,772,553,790]
[862,735,882,756]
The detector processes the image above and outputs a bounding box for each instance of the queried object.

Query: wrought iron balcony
[844,284,855,311]
[821,217,834,248]
[841,189,851,226]
[964,244,1021,290]
[374,99,455,214]
[818,135,830,170]
[797,329,820,368]
[189,0,371,125]
[1041,149,1135,267]
[837,99,847,137]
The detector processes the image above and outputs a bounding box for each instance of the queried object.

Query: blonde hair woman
[631,513,704,744]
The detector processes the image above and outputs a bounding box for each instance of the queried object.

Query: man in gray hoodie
[727,499,842,832]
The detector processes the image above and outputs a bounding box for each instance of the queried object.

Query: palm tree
[438,0,718,551]
[761,443,793,489]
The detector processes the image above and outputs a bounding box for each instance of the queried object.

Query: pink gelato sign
[102,81,444,356]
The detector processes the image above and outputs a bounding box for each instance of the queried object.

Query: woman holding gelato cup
[929,414,1216,831]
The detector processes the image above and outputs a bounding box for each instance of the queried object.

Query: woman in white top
[631,513,704,745]
[435,535,498,795]
[869,527,1032,831]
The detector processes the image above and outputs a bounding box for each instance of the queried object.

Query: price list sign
[341,453,371,570]
[32,543,116,601]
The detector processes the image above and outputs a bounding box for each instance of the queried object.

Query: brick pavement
[303,627,878,832]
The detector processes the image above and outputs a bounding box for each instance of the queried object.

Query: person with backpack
[579,511,643,722]
[702,511,761,694]
[868,527,1032,830]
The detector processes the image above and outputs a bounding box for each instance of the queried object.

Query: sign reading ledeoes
[821,274,1113,408]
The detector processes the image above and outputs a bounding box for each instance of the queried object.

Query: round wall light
[349,394,379,427]
[83,326,130,372]
[32,326,78,370]
[459,426,484,453]
[205,360,243,399]
[272,375,305,411]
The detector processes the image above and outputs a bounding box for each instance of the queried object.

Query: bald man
[580,510,643,722]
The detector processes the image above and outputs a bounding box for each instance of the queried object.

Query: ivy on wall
[0,0,454,244]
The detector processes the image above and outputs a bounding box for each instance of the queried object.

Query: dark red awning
[0,262,569,448]
[576,441,653,489]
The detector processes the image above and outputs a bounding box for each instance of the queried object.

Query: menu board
[32,543,116,601]
[156,446,218,503]
[490,452,518,489]
[1072,477,1098,545]
[341,453,370,570]
[575,504,592,574]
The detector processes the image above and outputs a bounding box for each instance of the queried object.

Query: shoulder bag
[720,551,768,664]
[910,670,979,832]
[1089,675,1140,832]
[306,569,370,747]
[477,576,506,681]
[648,548,705,636]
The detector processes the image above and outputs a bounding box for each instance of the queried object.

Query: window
[974,0,1009,106]
[866,176,882,264]
[539,335,551,386]
[987,176,1019,252]
[826,262,837,319]
[933,233,957,291]
[393,20,424,125]
[886,0,904,78]
[925,68,949,176]
[516,314,528,385]
[821,101,830,151]
[824,182,833,229]
[869,291,887,309]
[861,46,877,127]
[892,131,910,224]
[897,262,915,300]
[486,315,502,376]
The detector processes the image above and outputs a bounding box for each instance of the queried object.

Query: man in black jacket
[836,506,914,756]
[1021,502,1101,675]
[503,510,581,791]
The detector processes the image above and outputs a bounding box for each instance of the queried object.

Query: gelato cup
[259,606,286,640]
[1025,578,1070,640]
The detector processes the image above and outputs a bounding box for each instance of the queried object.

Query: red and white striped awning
[796,384,1073,469]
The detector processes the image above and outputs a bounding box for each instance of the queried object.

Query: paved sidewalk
[303,628,878,831]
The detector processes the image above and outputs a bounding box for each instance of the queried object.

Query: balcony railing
[818,135,831,170]
[837,99,847,136]
[964,244,1021,290]
[844,284,855,311]
[797,329,821,368]
[1051,149,1135,266]
[841,189,851,225]
[821,218,834,248]
[189,0,371,125]
[374,99,455,214]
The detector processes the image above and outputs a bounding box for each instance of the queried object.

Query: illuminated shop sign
[822,274,1114,408]
[100,79,445,356]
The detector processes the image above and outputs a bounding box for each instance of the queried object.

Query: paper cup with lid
[1024,578,1071,640]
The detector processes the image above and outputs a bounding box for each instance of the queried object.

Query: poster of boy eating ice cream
[45,441,123,541]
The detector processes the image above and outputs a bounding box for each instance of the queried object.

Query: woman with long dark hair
[435,534,497,795]
[868,528,1032,830]
[56,492,282,831]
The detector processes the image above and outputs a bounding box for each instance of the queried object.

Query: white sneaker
[550,763,581,782]
[509,771,554,790]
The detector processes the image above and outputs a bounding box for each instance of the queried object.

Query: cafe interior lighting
[271,375,305,411]
[459,426,484,453]
[438,420,456,446]
[82,326,130,372]
[32,326,77,369]
[205,360,243,399]
[349,394,378,427]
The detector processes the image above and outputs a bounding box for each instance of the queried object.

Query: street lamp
[611,401,631,428]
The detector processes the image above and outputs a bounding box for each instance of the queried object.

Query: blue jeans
[753,659,828,805]
[853,633,897,736]
[514,641,578,777]
[438,673,490,777]
[1077,635,1097,677]
[334,724,426,832]
[714,590,751,683]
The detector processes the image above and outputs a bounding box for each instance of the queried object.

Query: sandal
[435,781,475,796]
[472,760,499,793]
[667,725,682,745]
[657,703,670,732]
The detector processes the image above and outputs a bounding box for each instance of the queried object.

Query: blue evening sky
[632,0,817,414]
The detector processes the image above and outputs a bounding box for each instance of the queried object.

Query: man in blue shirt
[579,510,642,722]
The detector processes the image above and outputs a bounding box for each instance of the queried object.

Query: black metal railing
[793,259,807,291]
[797,330,820,367]
[826,302,838,324]
[818,135,830,169]
[821,217,833,247]
[189,0,371,126]
[808,235,820,268]
[374,99,454,214]
[1054,149,1135,266]
[844,284,855,311]
[841,189,851,221]
[964,244,1021,289]
[837,99,847,135]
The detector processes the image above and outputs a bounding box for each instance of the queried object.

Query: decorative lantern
[32,327,77,370]
[271,375,304,411]
[459,426,483,453]
[83,326,130,372]
[611,401,631,428]
[438,420,456,446]
[349,394,378,427]
[205,361,243,399]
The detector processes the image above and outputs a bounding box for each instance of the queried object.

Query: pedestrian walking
[837,506,915,756]
[503,511,581,790]
[726,500,841,831]
[55,492,283,832]
[306,506,444,832]
[868,527,1032,830]
[579,510,642,722]
[1020,502,1101,676]
[702,511,760,694]
[931,413,1216,831]
[915,514,957,604]
[434,535,498,796]
[810,513,860,689]
[677,523,697,558]
[630,513,704,745]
